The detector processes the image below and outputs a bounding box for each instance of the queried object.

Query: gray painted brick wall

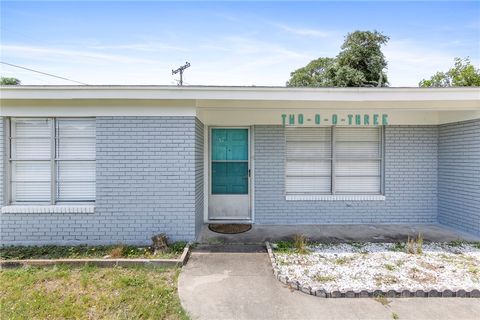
[253,125,439,224]
[195,118,204,239]
[1,116,202,245]
[438,119,480,235]
[0,118,4,207]
[1,117,479,245]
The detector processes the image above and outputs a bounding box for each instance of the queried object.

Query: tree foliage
[0,77,21,85]
[287,30,390,87]
[419,57,480,87]
[286,57,336,87]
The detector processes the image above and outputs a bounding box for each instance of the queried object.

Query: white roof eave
[1,85,479,103]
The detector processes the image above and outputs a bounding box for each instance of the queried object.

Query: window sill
[285,195,386,201]
[1,205,95,214]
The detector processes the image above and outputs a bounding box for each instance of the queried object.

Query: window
[285,127,383,195]
[7,118,96,204]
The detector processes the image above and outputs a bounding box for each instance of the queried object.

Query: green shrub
[390,242,406,252]
[275,241,295,253]
[447,240,465,247]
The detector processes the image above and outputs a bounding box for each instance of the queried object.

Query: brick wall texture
[194,118,205,239]
[1,117,203,245]
[1,117,479,245]
[0,119,4,207]
[254,125,439,224]
[438,119,480,235]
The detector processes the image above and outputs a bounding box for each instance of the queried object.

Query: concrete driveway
[178,246,480,320]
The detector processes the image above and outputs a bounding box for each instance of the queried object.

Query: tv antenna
[172,61,191,86]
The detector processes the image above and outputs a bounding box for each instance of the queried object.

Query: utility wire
[0,61,88,85]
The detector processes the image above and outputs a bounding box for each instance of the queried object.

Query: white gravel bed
[273,242,480,292]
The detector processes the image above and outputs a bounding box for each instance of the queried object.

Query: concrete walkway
[198,223,480,245]
[179,246,480,320]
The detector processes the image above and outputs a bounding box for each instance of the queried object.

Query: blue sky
[1,1,479,86]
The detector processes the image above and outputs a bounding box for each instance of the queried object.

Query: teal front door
[209,128,250,220]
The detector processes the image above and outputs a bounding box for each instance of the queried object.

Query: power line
[0,61,88,85]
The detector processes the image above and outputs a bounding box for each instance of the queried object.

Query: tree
[287,30,390,87]
[335,30,389,87]
[286,57,336,87]
[419,57,480,87]
[0,77,21,85]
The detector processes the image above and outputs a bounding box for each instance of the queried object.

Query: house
[0,86,479,245]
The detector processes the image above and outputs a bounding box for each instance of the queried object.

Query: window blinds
[9,118,96,203]
[285,127,382,195]
[285,127,332,194]
[335,128,382,194]
[10,119,52,202]
[56,119,96,202]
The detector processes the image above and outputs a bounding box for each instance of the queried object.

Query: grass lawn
[0,265,189,320]
[0,243,187,260]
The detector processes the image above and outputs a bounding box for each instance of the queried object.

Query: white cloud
[1,44,159,64]
[384,39,473,87]
[88,43,188,52]
[223,36,309,59]
[275,23,331,38]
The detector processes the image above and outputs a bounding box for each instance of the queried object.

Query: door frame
[205,126,254,223]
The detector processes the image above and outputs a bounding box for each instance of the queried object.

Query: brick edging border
[265,242,480,298]
[0,242,192,268]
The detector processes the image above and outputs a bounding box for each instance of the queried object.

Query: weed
[275,241,294,253]
[408,267,436,282]
[207,238,224,245]
[108,246,125,258]
[0,243,185,260]
[334,256,351,265]
[468,266,479,276]
[276,259,289,266]
[406,233,423,254]
[80,272,89,289]
[169,241,187,255]
[394,260,405,267]
[407,236,415,254]
[117,275,147,287]
[447,240,465,247]
[392,312,400,320]
[375,274,399,286]
[390,242,406,252]
[348,241,365,249]
[293,234,309,254]
[384,264,396,271]
[416,233,423,254]
[374,294,390,306]
[314,274,336,283]
[472,242,480,249]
